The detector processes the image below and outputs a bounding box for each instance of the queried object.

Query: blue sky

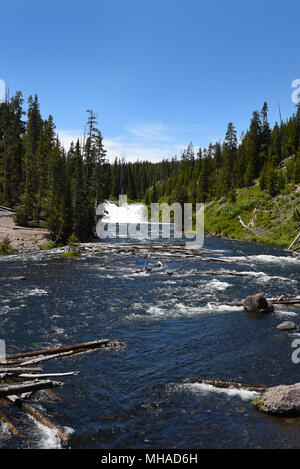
[1,0,299,161]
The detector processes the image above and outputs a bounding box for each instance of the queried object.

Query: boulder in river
[276,321,297,331]
[253,383,300,416]
[243,294,273,313]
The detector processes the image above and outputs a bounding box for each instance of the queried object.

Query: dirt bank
[0,208,50,252]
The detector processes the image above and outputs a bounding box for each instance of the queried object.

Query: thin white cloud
[57,121,220,163]
[57,129,83,150]
[104,136,185,162]
[57,125,187,162]
[126,122,174,141]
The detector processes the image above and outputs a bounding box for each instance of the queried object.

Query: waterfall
[97,200,149,240]
[102,201,148,224]
[97,199,173,241]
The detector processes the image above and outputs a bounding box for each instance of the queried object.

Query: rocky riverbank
[0,208,50,253]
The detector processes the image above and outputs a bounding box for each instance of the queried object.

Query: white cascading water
[98,200,173,240]
[98,200,149,239]
[101,201,148,224]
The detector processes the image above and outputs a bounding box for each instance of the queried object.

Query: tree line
[0,93,109,242]
[0,92,299,243]
[110,102,300,206]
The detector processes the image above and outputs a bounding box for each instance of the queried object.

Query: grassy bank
[204,183,300,248]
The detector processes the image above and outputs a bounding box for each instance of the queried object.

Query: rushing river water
[0,236,300,449]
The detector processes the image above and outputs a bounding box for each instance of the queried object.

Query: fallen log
[18,371,79,379]
[6,339,110,360]
[16,341,125,367]
[190,270,254,277]
[16,351,78,367]
[201,257,248,265]
[289,231,300,250]
[227,297,300,307]
[0,367,42,374]
[6,395,70,442]
[0,379,63,398]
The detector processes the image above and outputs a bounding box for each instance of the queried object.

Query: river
[0,235,299,448]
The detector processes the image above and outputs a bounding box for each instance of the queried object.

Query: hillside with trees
[0,92,299,248]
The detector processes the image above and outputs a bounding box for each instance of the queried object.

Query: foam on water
[274,310,298,317]
[230,254,300,266]
[180,383,259,401]
[0,422,11,437]
[125,301,243,320]
[18,288,48,298]
[28,415,62,449]
[206,279,232,291]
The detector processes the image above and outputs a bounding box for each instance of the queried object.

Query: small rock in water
[243,293,272,313]
[253,383,300,416]
[165,270,175,276]
[276,321,297,331]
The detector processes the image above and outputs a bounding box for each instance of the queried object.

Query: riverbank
[205,183,300,249]
[0,208,50,253]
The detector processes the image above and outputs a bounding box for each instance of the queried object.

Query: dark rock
[165,270,175,276]
[243,293,272,313]
[277,321,297,331]
[253,383,300,416]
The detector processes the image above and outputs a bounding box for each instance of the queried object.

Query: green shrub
[0,236,15,255]
[39,242,55,250]
[60,250,81,259]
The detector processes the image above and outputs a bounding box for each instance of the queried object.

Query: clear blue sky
[1,0,299,161]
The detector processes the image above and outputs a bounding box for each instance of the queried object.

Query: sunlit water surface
[0,235,299,448]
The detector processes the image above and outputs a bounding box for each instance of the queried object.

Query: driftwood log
[80,242,249,265]
[189,270,255,277]
[17,371,79,379]
[0,379,63,398]
[0,338,125,442]
[6,339,111,360]
[15,341,124,367]
[0,367,42,374]
[228,297,300,307]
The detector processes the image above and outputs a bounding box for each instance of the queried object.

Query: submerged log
[42,389,62,402]
[183,378,267,393]
[0,379,63,398]
[6,395,70,442]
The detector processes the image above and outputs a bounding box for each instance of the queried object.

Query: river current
[0,236,299,448]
